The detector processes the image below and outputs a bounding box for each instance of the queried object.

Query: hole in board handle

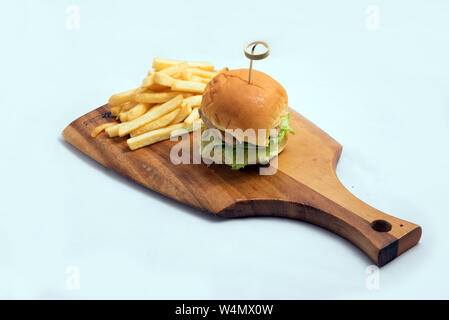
[371,219,392,232]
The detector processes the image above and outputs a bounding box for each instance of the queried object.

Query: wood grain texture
[63,104,421,266]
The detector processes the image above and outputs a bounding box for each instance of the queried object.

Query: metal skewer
[244,41,270,84]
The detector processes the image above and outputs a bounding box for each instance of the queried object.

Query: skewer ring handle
[244,41,270,60]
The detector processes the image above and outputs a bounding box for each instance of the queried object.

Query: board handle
[316,176,422,266]
[219,182,421,266]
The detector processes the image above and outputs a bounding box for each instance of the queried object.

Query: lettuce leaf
[228,112,294,170]
[277,112,295,145]
[201,113,294,170]
[231,163,247,170]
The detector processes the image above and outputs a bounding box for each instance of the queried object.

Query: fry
[141,74,167,91]
[181,71,192,81]
[134,91,183,104]
[135,87,146,94]
[171,72,183,79]
[153,72,176,87]
[171,121,204,138]
[191,75,211,84]
[171,80,206,93]
[130,108,180,137]
[159,62,188,76]
[152,58,183,71]
[110,106,122,117]
[120,101,137,112]
[141,75,154,87]
[119,112,128,122]
[186,68,217,79]
[187,62,214,71]
[119,95,183,137]
[91,122,117,138]
[182,95,202,108]
[127,123,185,150]
[108,89,136,107]
[152,58,214,71]
[184,108,200,125]
[127,103,151,121]
[170,103,192,124]
[105,123,124,138]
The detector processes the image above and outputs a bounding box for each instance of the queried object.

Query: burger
[199,68,294,170]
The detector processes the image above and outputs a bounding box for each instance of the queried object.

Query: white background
[0,0,448,299]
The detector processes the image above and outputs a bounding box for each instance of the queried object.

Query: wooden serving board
[63,104,421,266]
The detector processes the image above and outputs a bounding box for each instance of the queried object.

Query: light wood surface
[63,104,421,266]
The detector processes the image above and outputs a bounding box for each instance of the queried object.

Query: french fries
[171,72,183,79]
[159,62,189,76]
[184,108,200,125]
[186,68,217,79]
[92,57,226,150]
[126,103,151,121]
[152,58,214,71]
[120,101,137,112]
[91,122,117,138]
[119,95,183,137]
[134,91,183,104]
[181,71,193,81]
[171,103,192,124]
[105,123,124,138]
[182,95,202,107]
[108,89,136,107]
[119,112,128,122]
[141,73,166,91]
[127,123,185,150]
[171,80,206,93]
[130,108,180,137]
[153,72,176,87]
[110,106,122,117]
[191,75,210,84]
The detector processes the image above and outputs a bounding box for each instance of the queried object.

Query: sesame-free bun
[201,69,288,146]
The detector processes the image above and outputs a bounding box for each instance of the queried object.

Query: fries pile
[91,58,227,151]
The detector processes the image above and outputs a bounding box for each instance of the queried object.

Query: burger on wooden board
[199,68,294,170]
